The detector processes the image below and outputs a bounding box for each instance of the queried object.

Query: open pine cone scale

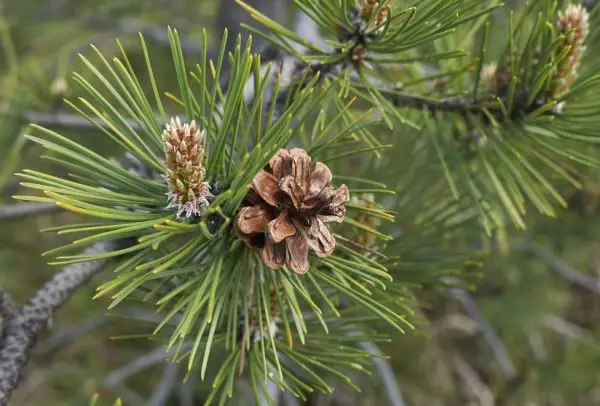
[236,148,349,274]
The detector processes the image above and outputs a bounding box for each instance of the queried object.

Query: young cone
[551,4,589,99]
[163,117,212,219]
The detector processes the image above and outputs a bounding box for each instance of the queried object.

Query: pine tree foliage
[15,28,408,402]
[2,0,599,404]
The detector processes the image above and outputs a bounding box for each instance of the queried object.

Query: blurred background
[1,0,600,405]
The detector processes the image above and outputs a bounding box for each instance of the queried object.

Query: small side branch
[0,241,114,406]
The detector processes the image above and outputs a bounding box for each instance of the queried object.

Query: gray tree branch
[511,238,600,295]
[0,241,114,406]
[103,344,192,390]
[258,380,281,406]
[176,370,195,406]
[147,362,180,406]
[447,286,517,380]
[22,110,141,130]
[33,313,109,356]
[0,290,17,322]
[359,340,407,406]
[0,202,62,221]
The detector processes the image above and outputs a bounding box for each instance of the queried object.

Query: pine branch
[0,241,115,406]
[258,381,280,406]
[147,362,180,406]
[0,202,61,221]
[33,312,109,356]
[542,314,596,345]
[0,110,142,131]
[12,2,593,402]
[240,20,494,123]
[0,291,17,322]
[385,92,486,113]
[447,286,517,380]
[359,73,541,118]
[22,111,142,130]
[176,376,195,406]
[0,181,20,198]
[511,238,600,295]
[101,345,198,406]
[359,340,406,406]
[239,0,502,115]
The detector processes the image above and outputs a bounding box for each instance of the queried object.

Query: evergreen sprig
[238,0,501,129]
[15,24,410,403]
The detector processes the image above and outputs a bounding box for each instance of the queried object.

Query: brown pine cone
[235,148,349,274]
